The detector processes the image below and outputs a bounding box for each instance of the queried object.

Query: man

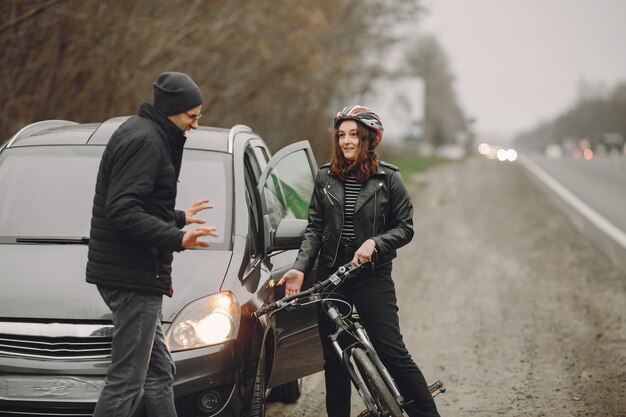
[86,71,218,417]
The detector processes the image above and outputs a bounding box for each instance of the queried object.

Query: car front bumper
[0,341,248,417]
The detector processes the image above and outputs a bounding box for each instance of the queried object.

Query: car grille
[0,334,111,360]
[0,402,94,416]
[0,322,112,360]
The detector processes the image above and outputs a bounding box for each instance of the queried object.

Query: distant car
[545,144,563,159]
[0,119,324,416]
[436,144,466,161]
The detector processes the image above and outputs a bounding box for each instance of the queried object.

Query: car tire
[267,378,302,404]
[249,347,266,417]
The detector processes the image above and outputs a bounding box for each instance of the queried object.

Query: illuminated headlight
[166,292,240,351]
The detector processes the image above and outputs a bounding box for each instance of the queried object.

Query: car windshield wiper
[14,237,90,244]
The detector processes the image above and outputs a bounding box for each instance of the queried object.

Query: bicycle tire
[353,347,404,417]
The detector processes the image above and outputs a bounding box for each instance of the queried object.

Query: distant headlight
[166,292,240,351]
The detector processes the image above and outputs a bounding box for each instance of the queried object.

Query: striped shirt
[341,175,363,240]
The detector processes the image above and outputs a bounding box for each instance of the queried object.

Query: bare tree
[515,82,626,152]
[1,0,421,159]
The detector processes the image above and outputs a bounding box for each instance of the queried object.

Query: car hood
[0,244,232,321]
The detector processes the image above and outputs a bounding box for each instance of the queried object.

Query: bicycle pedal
[428,380,444,390]
[428,380,446,397]
[356,409,372,417]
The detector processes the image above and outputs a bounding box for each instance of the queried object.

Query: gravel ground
[266,156,626,417]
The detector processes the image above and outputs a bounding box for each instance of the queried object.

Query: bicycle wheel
[353,347,404,417]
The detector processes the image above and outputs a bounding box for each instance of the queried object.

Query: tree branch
[0,0,62,35]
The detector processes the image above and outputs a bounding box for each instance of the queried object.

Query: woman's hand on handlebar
[352,239,376,265]
[277,269,304,296]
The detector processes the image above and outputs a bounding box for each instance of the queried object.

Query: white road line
[519,155,626,249]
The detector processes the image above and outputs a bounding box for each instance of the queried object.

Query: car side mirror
[270,218,307,251]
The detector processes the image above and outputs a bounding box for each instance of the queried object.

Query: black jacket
[86,103,187,296]
[293,161,414,274]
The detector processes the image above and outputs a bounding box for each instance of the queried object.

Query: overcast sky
[417,0,626,143]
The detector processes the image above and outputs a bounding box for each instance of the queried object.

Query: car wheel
[248,348,266,417]
[267,378,302,404]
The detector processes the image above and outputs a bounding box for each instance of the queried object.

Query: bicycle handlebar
[253,261,362,318]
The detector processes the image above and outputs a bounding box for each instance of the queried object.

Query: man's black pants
[316,246,440,417]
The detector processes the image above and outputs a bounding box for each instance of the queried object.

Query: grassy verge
[387,155,449,177]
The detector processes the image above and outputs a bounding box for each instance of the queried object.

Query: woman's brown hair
[330,120,379,183]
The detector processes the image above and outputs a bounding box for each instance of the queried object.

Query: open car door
[257,140,317,251]
[257,140,323,386]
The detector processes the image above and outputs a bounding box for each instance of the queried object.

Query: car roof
[4,118,237,153]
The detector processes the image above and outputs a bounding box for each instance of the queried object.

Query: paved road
[528,155,626,233]
[266,156,626,417]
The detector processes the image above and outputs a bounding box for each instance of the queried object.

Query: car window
[0,146,101,238]
[0,146,232,250]
[176,150,232,250]
[261,149,314,229]
[244,183,260,257]
[244,152,260,224]
[245,147,262,181]
[253,146,270,171]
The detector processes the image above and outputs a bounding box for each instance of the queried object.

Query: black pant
[316,245,440,417]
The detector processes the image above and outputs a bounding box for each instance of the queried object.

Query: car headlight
[166,291,240,351]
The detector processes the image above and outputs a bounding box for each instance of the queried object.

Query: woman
[278,105,441,417]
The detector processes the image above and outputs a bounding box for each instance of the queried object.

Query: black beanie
[153,72,203,116]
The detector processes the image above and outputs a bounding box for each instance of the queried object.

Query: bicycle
[254,261,445,417]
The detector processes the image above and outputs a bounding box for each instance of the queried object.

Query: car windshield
[0,146,232,250]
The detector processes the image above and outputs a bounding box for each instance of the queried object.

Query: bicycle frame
[322,294,407,414]
[254,262,444,416]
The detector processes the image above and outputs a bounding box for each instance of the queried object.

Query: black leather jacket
[293,161,414,274]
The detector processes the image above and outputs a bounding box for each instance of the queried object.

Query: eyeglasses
[185,111,202,121]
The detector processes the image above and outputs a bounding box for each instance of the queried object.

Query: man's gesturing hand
[184,199,213,225]
[277,269,304,296]
[182,226,219,249]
